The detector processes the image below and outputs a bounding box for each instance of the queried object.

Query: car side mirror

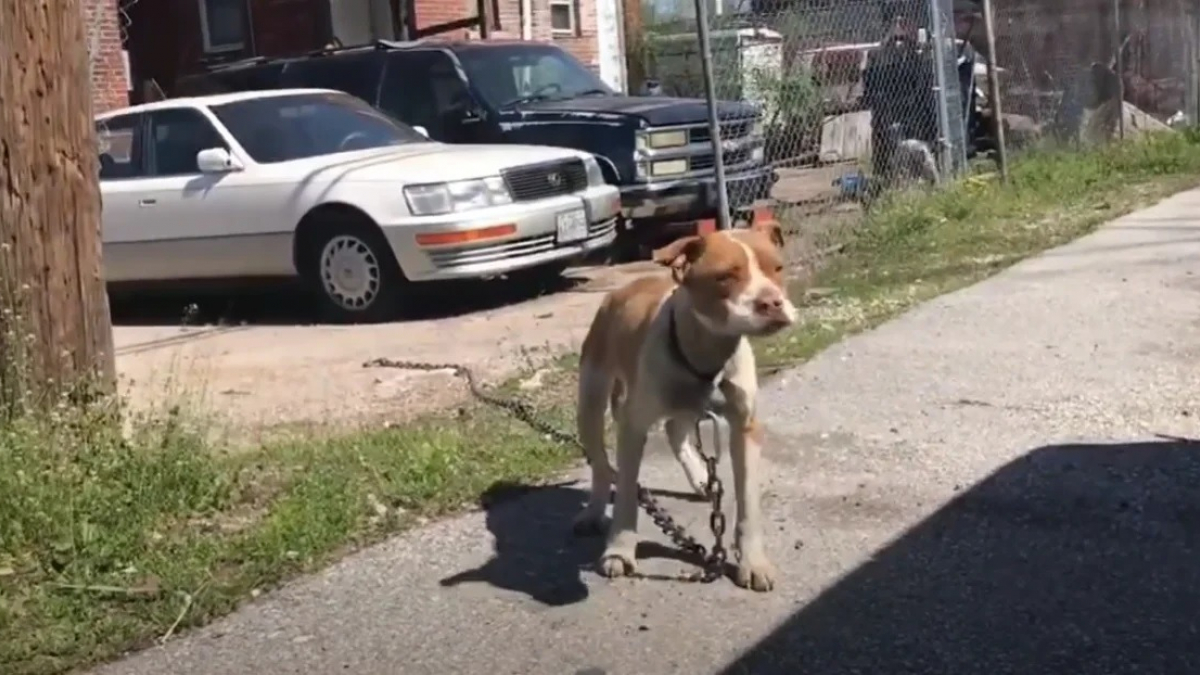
[196,147,243,174]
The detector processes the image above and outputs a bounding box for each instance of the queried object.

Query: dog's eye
[716,269,739,283]
[774,264,784,274]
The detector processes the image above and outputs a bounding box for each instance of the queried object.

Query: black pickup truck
[174,39,777,248]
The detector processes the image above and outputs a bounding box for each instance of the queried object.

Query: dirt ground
[113,263,662,434]
[114,172,849,437]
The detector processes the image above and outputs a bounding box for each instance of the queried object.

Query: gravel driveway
[94,188,1200,673]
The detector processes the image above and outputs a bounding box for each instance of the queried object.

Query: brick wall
[124,0,328,100]
[85,0,129,113]
[431,0,602,71]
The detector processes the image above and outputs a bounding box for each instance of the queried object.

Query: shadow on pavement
[438,480,698,607]
[720,439,1200,675]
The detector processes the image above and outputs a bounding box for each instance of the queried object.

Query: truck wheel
[303,217,406,324]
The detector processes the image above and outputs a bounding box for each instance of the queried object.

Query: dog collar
[667,306,724,383]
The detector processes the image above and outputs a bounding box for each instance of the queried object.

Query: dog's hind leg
[598,400,652,578]
[573,364,616,536]
[665,417,710,496]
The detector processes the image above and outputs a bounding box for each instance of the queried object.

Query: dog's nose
[754,296,784,314]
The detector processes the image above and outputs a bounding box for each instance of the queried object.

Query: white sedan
[96,88,620,322]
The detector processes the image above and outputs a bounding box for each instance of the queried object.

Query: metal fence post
[981,0,1008,182]
[692,0,731,230]
[928,0,955,181]
[1113,0,1125,140]
[1188,0,1200,124]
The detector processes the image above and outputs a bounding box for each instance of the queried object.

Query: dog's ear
[652,235,705,281]
[751,219,785,249]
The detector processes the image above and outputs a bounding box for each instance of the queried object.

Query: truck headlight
[404,177,512,216]
[637,129,688,151]
[650,159,688,177]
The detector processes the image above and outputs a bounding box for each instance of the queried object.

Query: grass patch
[757,131,1200,367]
[4,132,1200,674]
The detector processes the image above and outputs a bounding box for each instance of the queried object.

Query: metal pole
[1188,1,1199,125]
[928,0,954,182]
[981,0,1008,182]
[1114,0,1125,140]
[693,0,731,230]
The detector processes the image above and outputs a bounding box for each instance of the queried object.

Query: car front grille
[427,217,617,270]
[501,159,589,202]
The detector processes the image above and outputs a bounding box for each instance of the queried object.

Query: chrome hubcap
[319,235,380,310]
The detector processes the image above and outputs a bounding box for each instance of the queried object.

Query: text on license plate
[555,209,589,244]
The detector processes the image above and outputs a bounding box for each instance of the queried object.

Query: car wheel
[304,220,405,323]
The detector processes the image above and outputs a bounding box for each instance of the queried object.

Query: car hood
[505,95,761,126]
[289,142,590,183]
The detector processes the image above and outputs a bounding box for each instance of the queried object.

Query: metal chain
[363,357,728,583]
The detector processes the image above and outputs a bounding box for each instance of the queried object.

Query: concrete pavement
[94,189,1200,675]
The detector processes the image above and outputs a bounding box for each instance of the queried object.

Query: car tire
[301,216,407,324]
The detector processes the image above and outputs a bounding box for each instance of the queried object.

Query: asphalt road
[94,189,1200,675]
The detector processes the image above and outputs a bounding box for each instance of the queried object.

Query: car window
[147,108,229,177]
[378,51,473,140]
[209,91,427,164]
[96,113,145,180]
[454,43,611,108]
[279,54,384,105]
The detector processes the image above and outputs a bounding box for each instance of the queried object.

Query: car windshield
[454,44,613,109]
[209,92,428,163]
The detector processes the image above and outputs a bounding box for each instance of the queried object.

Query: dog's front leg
[720,372,777,592]
[598,408,651,578]
[726,416,776,591]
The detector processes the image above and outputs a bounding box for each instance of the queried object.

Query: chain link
[363,357,728,583]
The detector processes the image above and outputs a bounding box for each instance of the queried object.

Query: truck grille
[691,148,753,171]
[501,159,588,202]
[688,119,755,145]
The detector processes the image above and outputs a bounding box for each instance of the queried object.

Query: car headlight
[750,118,764,138]
[403,177,512,216]
[636,129,688,152]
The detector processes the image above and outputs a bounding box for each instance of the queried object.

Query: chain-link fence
[991,0,1197,152]
[627,0,1200,261]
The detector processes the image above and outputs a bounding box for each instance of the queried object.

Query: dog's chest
[656,373,724,416]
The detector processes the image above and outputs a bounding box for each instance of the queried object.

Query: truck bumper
[618,166,778,223]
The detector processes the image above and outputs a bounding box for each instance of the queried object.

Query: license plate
[555,209,589,244]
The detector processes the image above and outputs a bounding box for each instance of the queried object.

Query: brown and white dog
[574,221,797,592]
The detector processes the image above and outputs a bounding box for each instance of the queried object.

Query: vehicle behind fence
[628,0,1200,260]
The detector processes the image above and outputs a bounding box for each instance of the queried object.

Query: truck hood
[285,142,590,183]
[504,95,761,126]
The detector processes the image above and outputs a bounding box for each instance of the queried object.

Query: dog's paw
[734,558,778,592]
[597,550,637,578]
[571,511,609,537]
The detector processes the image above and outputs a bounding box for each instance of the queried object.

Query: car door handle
[138,198,157,207]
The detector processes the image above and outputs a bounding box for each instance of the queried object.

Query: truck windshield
[455,44,613,109]
[209,91,428,164]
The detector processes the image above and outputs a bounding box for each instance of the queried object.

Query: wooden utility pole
[0,0,116,410]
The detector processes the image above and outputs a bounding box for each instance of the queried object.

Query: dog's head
[652,220,798,337]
